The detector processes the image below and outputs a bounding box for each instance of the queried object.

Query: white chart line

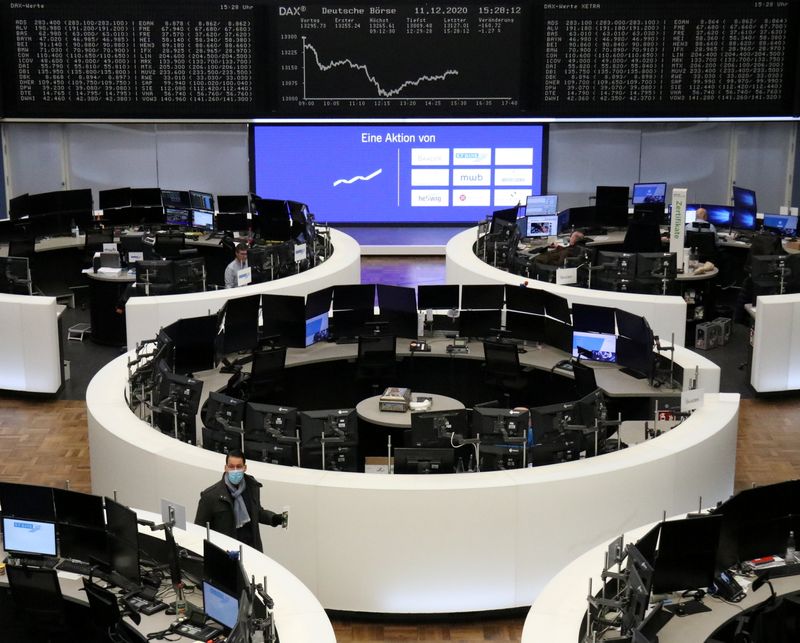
[303,37,460,99]
[332,168,383,187]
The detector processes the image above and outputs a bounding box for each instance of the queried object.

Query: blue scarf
[224,473,251,529]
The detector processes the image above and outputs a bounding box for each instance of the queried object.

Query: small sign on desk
[237,266,252,287]
[681,388,704,412]
[556,267,578,285]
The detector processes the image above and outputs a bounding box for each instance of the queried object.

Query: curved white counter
[133,509,336,642]
[125,228,361,349]
[751,292,800,392]
[446,228,688,346]
[88,346,737,614]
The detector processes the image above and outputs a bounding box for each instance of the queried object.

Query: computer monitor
[164,207,192,227]
[504,310,545,343]
[461,284,504,310]
[154,367,204,419]
[732,186,757,232]
[104,498,138,546]
[333,284,375,311]
[525,194,558,215]
[525,214,559,238]
[0,482,56,521]
[615,309,653,344]
[571,303,615,334]
[300,409,357,446]
[202,392,246,452]
[573,331,617,363]
[99,187,132,211]
[542,291,571,323]
[544,317,573,353]
[190,190,215,212]
[161,315,217,374]
[9,193,30,220]
[191,209,215,231]
[136,260,174,286]
[596,251,637,277]
[479,444,525,470]
[58,524,110,567]
[652,515,722,594]
[305,311,330,346]
[617,336,653,380]
[505,285,545,315]
[377,284,417,339]
[634,523,661,568]
[244,403,297,441]
[53,488,105,529]
[686,204,734,227]
[409,409,467,447]
[218,294,261,355]
[417,285,460,311]
[489,206,521,234]
[458,309,502,339]
[204,581,239,630]
[393,447,455,474]
[129,188,162,208]
[161,189,191,210]
[108,533,141,586]
[595,186,630,228]
[636,252,677,279]
[215,211,250,232]
[762,213,798,237]
[261,293,306,349]
[2,516,57,557]
[632,183,666,205]
[470,407,528,441]
[218,195,250,214]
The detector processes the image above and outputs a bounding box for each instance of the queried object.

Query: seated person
[686,207,719,245]
[533,231,586,266]
[224,242,249,288]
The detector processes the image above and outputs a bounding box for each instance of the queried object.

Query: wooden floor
[1,257,799,641]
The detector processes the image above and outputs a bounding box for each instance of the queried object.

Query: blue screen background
[253,124,545,223]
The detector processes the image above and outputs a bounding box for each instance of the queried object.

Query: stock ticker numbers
[271,2,529,115]
[0,1,267,117]
[538,0,798,116]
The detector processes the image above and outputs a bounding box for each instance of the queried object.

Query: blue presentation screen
[253,124,545,224]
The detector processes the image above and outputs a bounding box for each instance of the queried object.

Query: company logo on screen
[452,190,491,206]
[13,521,40,533]
[411,148,449,165]
[453,148,491,165]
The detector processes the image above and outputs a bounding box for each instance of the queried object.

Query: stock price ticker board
[270,2,530,116]
[0,0,799,119]
[0,0,270,118]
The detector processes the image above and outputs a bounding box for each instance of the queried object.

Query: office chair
[247,345,287,402]
[482,340,528,407]
[745,232,783,274]
[572,361,599,398]
[7,564,71,640]
[355,334,398,394]
[154,231,187,259]
[623,221,663,253]
[684,230,718,264]
[85,229,115,259]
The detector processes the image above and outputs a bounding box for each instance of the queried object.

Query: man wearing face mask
[194,450,286,552]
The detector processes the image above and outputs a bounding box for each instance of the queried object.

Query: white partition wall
[445,228,689,346]
[0,294,62,393]
[87,346,737,614]
[751,293,800,392]
[125,228,360,348]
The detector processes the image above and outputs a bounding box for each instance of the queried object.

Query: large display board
[0,0,269,118]
[252,123,545,223]
[0,0,798,119]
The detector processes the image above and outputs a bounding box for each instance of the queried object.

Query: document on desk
[97,267,123,274]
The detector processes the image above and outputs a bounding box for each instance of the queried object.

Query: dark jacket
[194,473,280,552]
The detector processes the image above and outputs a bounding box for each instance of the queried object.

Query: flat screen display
[525,194,558,215]
[192,210,214,230]
[632,183,666,204]
[732,186,757,231]
[762,213,798,236]
[305,312,330,347]
[253,124,546,223]
[525,214,558,238]
[685,204,733,227]
[2,516,57,556]
[203,581,239,629]
[572,331,617,363]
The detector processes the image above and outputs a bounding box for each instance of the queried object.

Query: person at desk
[224,242,249,288]
[686,207,719,244]
[195,450,286,552]
[533,231,586,266]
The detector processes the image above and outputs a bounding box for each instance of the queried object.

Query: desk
[87,333,734,614]
[750,292,800,392]
[125,228,360,349]
[523,509,800,643]
[447,227,689,346]
[0,507,335,642]
[356,392,465,428]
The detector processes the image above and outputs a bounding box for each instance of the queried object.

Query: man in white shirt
[224,243,249,288]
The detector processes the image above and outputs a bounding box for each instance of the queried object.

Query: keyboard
[10,556,59,569]
[57,559,94,575]
[173,621,223,641]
